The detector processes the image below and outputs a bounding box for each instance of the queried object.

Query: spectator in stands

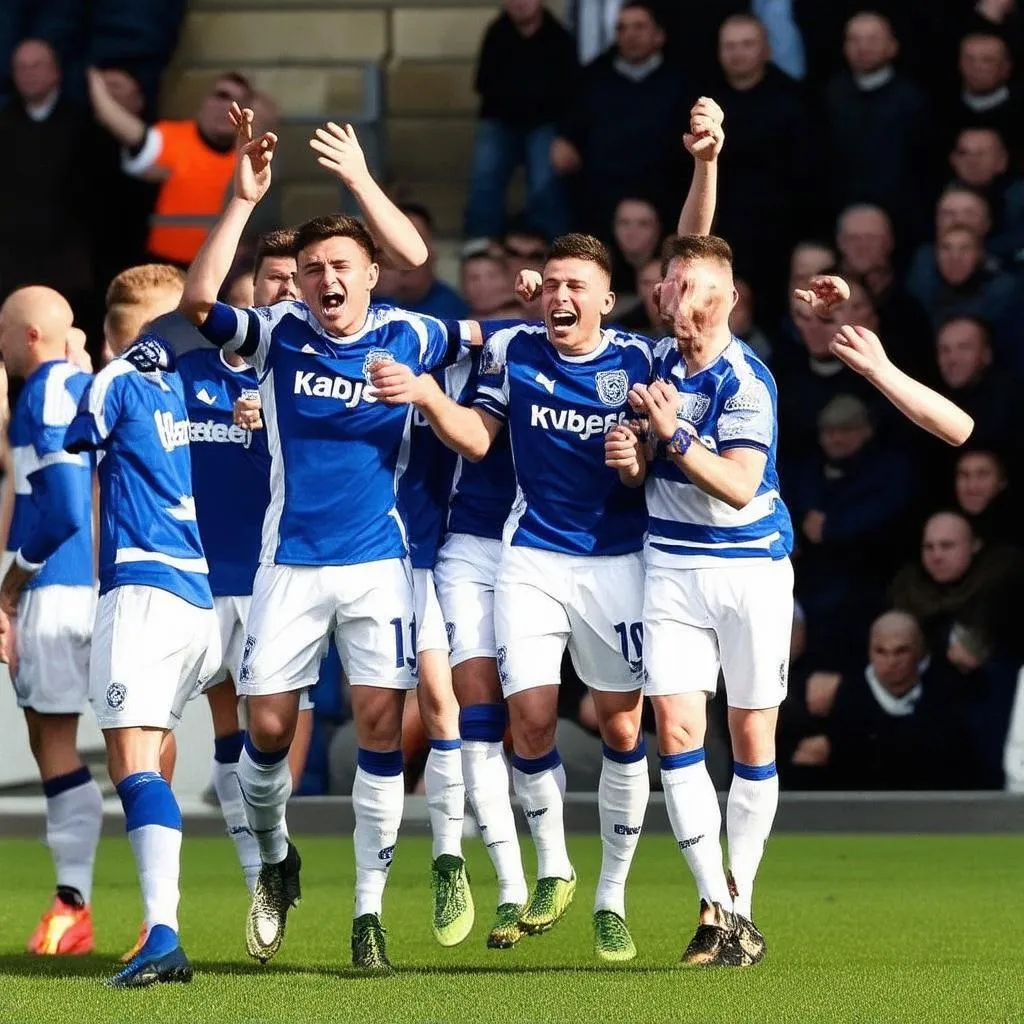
[459,250,520,319]
[552,1,690,239]
[835,204,933,377]
[609,195,662,295]
[375,204,469,319]
[952,33,1021,157]
[933,316,1017,450]
[464,0,576,243]
[222,269,255,309]
[824,12,932,243]
[789,611,959,789]
[788,393,915,667]
[728,278,772,362]
[0,40,93,315]
[712,13,815,327]
[947,127,1024,260]
[501,223,547,317]
[613,256,664,335]
[954,446,1017,544]
[770,240,838,373]
[87,67,252,267]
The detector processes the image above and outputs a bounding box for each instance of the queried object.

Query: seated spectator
[890,509,1024,659]
[728,278,771,362]
[609,195,663,295]
[459,250,520,319]
[787,394,915,667]
[464,0,575,242]
[374,204,469,319]
[953,446,1018,544]
[788,611,959,789]
[824,11,932,243]
[87,67,252,267]
[714,12,815,327]
[947,127,1024,260]
[0,40,93,315]
[952,32,1022,158]
[552,1,690,238]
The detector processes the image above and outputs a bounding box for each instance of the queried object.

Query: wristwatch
[667,427,692,456]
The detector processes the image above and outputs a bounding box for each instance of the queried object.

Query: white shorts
[239,559,416,696]
[90,585,221,730]
[413,568,447,654]
[434,533,501,666]
[644,558,794,709]
[13,584,95,715]
[494,546,645,698]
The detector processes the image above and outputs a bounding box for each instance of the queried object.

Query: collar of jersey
[556,331,609,364]
[301,303,377,346]
[669,337,738,380]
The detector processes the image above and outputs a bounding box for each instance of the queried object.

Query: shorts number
[613,620,643,665]
[390,616,417,671]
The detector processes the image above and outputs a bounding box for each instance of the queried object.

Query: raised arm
[179,104,277,327]
[830,325,974,446]
[678,97,724,237]
[87,66,147,148]
[310,122,428,270]
[370,363,501,461]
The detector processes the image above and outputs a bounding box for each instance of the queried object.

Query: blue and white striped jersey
[474,324,653,557]
[646,337,793,567]
[198,300,463,567]
[64,344,212,608]
[7,361,93,590]
[177,347,270,597]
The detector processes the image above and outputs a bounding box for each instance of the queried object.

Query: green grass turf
[1,833,1023,1023]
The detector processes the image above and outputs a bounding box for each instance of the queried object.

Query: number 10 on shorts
[614,620,643,668]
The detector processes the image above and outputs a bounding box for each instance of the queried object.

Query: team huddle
[0,99,972,988]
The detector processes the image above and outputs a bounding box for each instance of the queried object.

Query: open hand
[230,102,277,204]
[829,324,890,381]
[793,275,850,318]
[309,121,369,187]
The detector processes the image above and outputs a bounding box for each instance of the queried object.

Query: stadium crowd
[2,0,1024,816]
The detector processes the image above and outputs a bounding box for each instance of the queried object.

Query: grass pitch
[1,833,1023,1023]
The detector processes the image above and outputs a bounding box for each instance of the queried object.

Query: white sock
[44,767,103,905]
[462,740,528,905]
[511,749,573,881]
[727,762,780,919]
[660,749,730,906]
[237,738,292,865]
[424,741,465,860]
[352,751,404,919]
[115,771,183,933]
[595,744,650,919]
[213,732,262,892]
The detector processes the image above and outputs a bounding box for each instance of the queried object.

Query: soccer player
[178,105,463,970]
[59,323,219,987]
[627,234,793,967]
[0,287,100,956]
[177,228,299,895]
[371,234,654,962]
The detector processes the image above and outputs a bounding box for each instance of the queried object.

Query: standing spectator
[87,67,252,267]
[952,33,1022,158]
[824,12,932,243]
[552,1,691,238]
[0,40,93,315]
[713,13,815,327]
[464,0,576,243]
[609,196,662,293]
[953,446,1017,544]
[374,204,469,319]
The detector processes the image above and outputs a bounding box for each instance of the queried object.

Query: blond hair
[104,264,186,351]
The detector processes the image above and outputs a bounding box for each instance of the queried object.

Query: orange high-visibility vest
[147,120,235,265]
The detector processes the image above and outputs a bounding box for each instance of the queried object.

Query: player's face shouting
[541,257,614,353]
[297,236,379,336]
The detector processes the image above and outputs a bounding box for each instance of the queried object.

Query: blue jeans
[464,120,568,242]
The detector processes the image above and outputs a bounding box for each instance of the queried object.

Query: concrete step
[387,173,524,236]
[387,59,476,115]
[280,182,344,225]
[386,115,476,181]
[178,9,388,64]
[392,6,495,59]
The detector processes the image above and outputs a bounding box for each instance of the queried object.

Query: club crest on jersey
[106,682,126,710]
[362,348,394,384]
[480,342,503,376]
[678,392,711,425]
[595,369,629,407]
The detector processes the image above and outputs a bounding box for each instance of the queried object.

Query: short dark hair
[546,233,612,278]
[399,203,433,230]
[217,70,253,97]
[661,234,733,276]
[293,215,376,263]
[619,1,665,30]
[254,228,298,276]
[937,313,993,347]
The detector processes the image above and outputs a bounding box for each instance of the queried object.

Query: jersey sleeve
[472,334,511,423]
[414,313,466,373]
[64,364,129,453]
[716,374,775,453]
[121,120,171,177]
[197,301,273,373]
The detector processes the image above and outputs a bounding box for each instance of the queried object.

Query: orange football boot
[27,897,94,955]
